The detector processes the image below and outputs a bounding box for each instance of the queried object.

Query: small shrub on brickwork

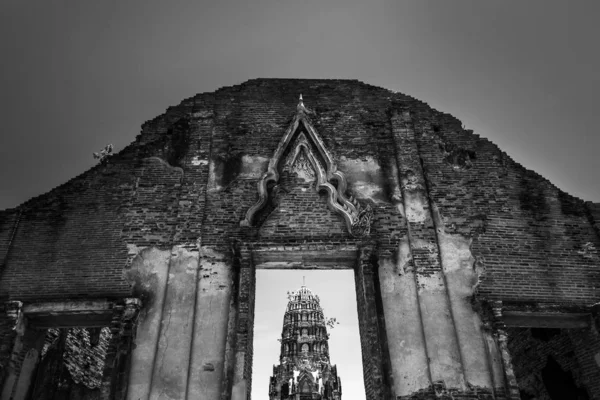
[93,144,113,162]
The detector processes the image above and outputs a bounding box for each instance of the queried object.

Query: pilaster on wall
[1,326,44,400]
[354,244,392,400]
[221,245,241,400]
[389,109,518,399]
[489,301,521,400]
[230,245,255,400]
[145,247,199,400]
[390,109,465,390]
[3,302,22,335]
[0,301,24,400]
[102,298,142,400]
[379,241,431,396]
[187,246,234,400]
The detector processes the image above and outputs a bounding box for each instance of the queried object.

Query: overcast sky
[1,0,599,210]
[1,1,599,398]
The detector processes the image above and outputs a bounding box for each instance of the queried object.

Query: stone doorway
[1,299,140,400]
[224,242,393,400]
[252,269,363,399]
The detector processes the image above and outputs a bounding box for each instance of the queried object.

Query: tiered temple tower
[268,285,342,400]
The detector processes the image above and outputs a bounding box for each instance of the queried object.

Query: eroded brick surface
[0,78,599,398]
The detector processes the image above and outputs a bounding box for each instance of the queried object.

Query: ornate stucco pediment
[241,95,373,237]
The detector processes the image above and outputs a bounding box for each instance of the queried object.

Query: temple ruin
[1,78,599,399]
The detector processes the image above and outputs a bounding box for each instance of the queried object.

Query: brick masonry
[0,78,599,399]
[2,79,596,303]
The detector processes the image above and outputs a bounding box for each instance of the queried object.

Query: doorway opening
[28,327,113,399]
[226,243,392,400]
[1,299,139,400]
[252,269,364,399]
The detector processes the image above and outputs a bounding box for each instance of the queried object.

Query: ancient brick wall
[0,79,414,301]
[1,78,599,399]
[200,79,409,253]
[0,161,137,301]
[409,103,600,306]
[0,209,20,270]
[1,78,598,303]
[259,172,348,239]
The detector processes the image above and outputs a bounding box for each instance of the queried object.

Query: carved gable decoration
[241,95,373,237]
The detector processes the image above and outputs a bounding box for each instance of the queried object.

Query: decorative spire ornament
[241,93,373,237]
[297,94,307,113]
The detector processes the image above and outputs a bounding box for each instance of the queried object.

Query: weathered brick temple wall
[0,78,599,399]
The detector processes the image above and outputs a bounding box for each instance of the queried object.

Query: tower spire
[269,284,342,399]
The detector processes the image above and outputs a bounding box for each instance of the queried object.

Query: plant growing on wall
[93,144,113,162]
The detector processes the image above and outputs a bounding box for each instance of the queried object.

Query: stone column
[1,301,23,400]
[379,240,431,397]
[231,245,255,400]
[354,244,390,400]
[148,246,199,400]
[125,248,171,400]
[1,301,45,400]
[187,246,234,400]
[490,301,521,400]
[102,298,141,400]
[10,331,45,400]
[479,316,507,398]
[390,110,465,391]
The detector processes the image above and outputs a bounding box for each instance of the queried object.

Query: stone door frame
[222,240,393,400]
[1,298,140,400]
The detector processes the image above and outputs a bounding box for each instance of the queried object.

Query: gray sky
[1,0,599,210]
[1,2,599,398]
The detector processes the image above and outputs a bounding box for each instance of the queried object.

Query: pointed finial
[303,276,305,286]
[297,94,306,112]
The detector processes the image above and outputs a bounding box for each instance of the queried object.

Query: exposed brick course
[1,78,599,398]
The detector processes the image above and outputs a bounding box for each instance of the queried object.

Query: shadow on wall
[539,356,589,400]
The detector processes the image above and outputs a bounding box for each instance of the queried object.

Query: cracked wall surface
[1,78,599,399]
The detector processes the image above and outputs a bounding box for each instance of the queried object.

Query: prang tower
[268,285,342,400]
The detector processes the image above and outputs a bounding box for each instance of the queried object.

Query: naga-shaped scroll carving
[241,95,372,237]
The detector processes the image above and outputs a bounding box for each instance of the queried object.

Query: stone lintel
[22,299,112,315]
[502,311,591,329]
[19,299,141,329]
[252,245,359,269]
